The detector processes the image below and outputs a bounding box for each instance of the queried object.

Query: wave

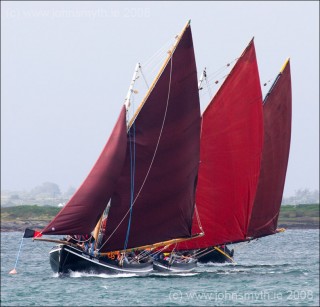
[149,272,199,278]
[69,271,138,278]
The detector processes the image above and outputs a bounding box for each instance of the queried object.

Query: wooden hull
[153,260,197,273]
[49,245,153,275]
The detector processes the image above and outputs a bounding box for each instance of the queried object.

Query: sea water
[1,229,319,306]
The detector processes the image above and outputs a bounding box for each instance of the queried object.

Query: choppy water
[1,229,319,306]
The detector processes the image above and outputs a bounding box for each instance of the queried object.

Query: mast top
[128,20,192,128]
[280,58,290,73]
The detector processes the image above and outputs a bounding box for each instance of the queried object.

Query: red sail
[42,106,128,235]
[101,24,201,252]
[247,60,292,238]
[179,39,263,250]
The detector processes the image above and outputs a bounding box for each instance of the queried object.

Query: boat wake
[150,272,199,277]
[69,271,138,279]
[235,263,291,268]
[196,266,249,274]
[52,270,198,278]
[197,262,236,267]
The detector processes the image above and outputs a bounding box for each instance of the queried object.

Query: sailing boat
[32,20,203,274]
[176,38,264,262]
[177,54,292,263]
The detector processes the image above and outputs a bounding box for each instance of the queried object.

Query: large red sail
[101,23,201,252]
[247,59,292,238]
[179,39,263,250]
[42,106,128,235]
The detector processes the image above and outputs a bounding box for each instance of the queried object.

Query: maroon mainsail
[42,106,128,235]
[41,22,201,254]
[178,39,264,250]
[101,22,201,252]
[247,59,292,238]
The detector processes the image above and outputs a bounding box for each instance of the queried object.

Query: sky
[1,1,319,197]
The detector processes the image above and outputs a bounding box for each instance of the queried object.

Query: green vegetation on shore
[279,203,319,218]
[1,205,61,232]
[1,205,60,221]
[1,203,319,231]
[278,203,319,228]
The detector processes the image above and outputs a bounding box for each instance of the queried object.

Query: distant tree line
[1,183,319,207]
[30,182,61,197]
[282,188,319,205]
[1,182,76,207]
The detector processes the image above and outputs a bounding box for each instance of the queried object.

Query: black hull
[153,260,197,273]
[196,247,234,263]
[49,245,153,275]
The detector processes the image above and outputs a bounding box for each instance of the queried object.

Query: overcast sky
[1,1,319,197]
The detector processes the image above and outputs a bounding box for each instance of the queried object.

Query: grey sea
[1,229,319,306]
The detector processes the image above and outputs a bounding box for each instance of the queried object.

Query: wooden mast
[264,58,290,103]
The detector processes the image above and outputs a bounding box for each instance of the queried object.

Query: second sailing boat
[33,20,203,274]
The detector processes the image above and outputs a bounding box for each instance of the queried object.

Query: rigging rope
[205,58,237,81]
[205,75,213,99]
[140,65,149,89]
[99,56,174,252]
[199,58,238,102]
[68,235,92,243]
[123,118,136,250]
[132,244,169,263]
[9,234,24,274]
[142,36,175,70]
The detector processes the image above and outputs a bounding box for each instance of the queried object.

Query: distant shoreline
[1,220,318,233]
[277,223,319,230]
[1,220,49,232]
[1,204,319,232]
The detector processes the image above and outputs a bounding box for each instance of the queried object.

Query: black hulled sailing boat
[176,39,264,263]
[178,56,292,264]
[33,20,203,274]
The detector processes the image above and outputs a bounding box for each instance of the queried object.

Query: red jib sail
[42,106,128,235]
[247,59,292,238]
[179,39,264,250]
[101,23,201,252]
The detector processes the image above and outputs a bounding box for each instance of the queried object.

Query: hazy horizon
[1,183,319,200]
[1,1,319,198]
